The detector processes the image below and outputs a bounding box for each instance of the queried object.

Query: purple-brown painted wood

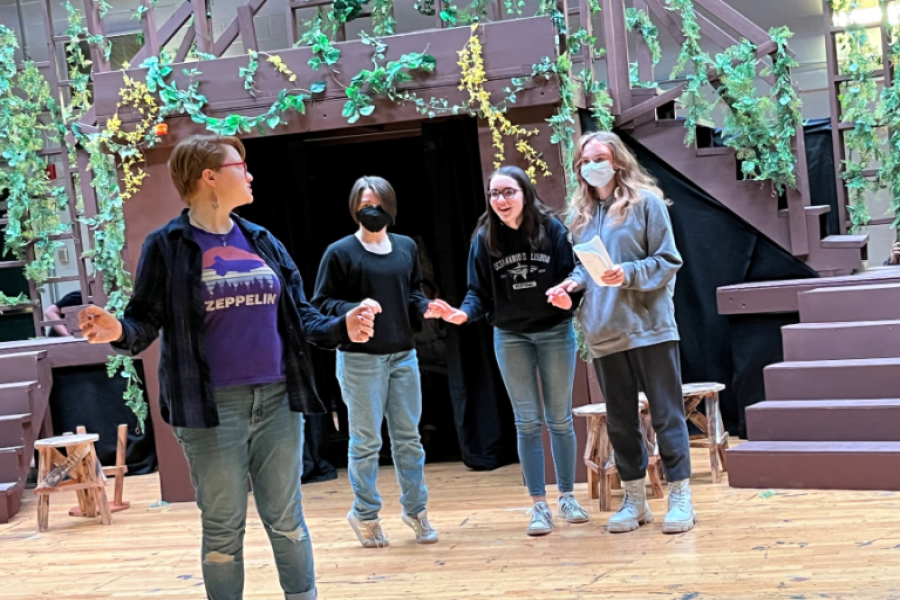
[213,0,270,57]
[96,18,559,128]
[716,270,900,316]
[798,283,900,324]
[765,358,900,400]
[192,0,214,55]
[0,382,35,417]
[600,0,632,116]
[237,5,258,54]
[727,441,900,490]
[140,0,160,59]
[746,399,900,442]
[131,1,195,66]
[821,0,849,233]
[783,320,900,361]
[692,0,771,47]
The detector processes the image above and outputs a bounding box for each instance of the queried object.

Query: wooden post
[81,0,110,72]
[140,0,160,58]
[237,5,258,53]
[822,0,850,234]
[632,0,655,86]
[600,0,632,116]
[192,0,214,55]
[112,424,129,510]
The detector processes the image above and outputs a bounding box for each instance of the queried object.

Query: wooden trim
[692,0,771,47]
[131,2,195,65]
[140,0,160,58]
[600,0,632,115]
[192,0,214,55]
[174,28,196,63]
[615,83,684,126]
[212,0,269,57]
[237,5,258,53]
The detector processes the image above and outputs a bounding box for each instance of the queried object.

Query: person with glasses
[312,176,440,549]
[427,165,590,536]
[78,134,376,600]
[548,130,694,535]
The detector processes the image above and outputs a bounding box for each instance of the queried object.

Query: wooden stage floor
[2,446,900,599]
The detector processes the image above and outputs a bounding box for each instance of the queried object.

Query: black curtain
[48,361,157,475]
[802,119,842,237]
[580,113,818,437]
[422,118,518,470]
[241,137,338,484]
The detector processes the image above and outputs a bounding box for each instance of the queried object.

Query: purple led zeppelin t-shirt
[192,224,285,389]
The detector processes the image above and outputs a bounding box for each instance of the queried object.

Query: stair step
[821,234,868,249]
[0,381,38,417]
[0,480,24,523]
[0,446,25,483]
[799,283,900,323]
[0,414,31,449]
[765,358,900,400]
[727,441,900,490]
[696,146,733,157]
[0,351,47,386]
[746,399,900,441]
[782,320,900,361]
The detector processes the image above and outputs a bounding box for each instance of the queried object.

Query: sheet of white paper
[573,235,614,286]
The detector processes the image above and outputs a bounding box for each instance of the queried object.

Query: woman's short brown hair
[168,134,246,203]
[348,176,398,223]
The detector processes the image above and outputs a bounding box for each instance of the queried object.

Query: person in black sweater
[428,165,590,536]
[312,175,439,548]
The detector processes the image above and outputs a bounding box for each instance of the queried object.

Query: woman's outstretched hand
[427,299,468,325]
[78,305,124,344]
[545,286,573,310]
[347,304,376,343]
[601,265,625,287]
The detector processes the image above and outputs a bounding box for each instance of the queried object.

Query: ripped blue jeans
[174,382,316,600]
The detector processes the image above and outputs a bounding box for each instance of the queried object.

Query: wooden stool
[640,382,729,483]
[70,425,130,516]
[34,434,112,532]
[574,400,665,512]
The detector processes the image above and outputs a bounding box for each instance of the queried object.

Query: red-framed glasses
[220,161,249,178]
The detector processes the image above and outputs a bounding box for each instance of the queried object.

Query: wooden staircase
[0,351,53,523]
[624,96,867,276]
[728,282,900,490]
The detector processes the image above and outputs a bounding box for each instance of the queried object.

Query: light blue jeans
[336,349,429,521]
[173,382,316,600]
[493,320,578,497]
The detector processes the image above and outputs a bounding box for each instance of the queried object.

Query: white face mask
[581,161,616,188]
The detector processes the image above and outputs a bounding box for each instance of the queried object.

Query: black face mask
[357,205,394,232]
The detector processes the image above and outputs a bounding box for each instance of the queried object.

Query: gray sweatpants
[592,341,692,483]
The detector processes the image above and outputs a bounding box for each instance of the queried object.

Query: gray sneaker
[607,478,654,533]
[557,492,590,523]
[526,501,555,536]
[662,479,697,534]
[347,511,389,548]
[401,509,439,544]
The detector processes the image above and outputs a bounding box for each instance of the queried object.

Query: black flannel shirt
[112,210,349,428]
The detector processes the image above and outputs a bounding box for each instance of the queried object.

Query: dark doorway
[241,118,517,478]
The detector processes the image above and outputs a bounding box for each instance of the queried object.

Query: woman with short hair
[312,175,439,548]
[79,134,375,600]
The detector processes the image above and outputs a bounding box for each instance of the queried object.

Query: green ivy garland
[0,292,30,307]
[831,0,882,230]
[877,9,900,228]
[666,0,715,146]
[370,0,396,36]
[626,7,661,89]
[0,25,70,286]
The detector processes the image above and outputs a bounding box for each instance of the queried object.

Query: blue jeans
[173,382,316,600]
[336,349,429,521]
[493,320,578,497]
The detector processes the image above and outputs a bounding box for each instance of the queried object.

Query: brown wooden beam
[600,0,632,115]
[237,5,258,53]
[192,0,214,55]
[140,0,160,59]
[614,82,685,126]
[131,1,194,65]
[692,0,770,46]
[212,0,269,57]
[174,28,196,63]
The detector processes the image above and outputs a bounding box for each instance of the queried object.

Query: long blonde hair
[567,131,668,236]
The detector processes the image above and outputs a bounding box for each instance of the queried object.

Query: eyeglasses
[220,161,249,179]
[487,187,521,201]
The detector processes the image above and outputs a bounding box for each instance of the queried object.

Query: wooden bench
[573,399,665,512]
[640,382,730,483]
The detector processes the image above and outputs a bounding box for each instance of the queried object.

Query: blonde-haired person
[312,176,439,548]
[78,134,376,600]
[548,131,695,534]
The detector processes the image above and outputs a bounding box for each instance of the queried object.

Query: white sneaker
[557,492,590,523]
[526,501,555,536]
[607,478,653,533]
[401,509,439,544]
[347,511,389,548]
[662,479,697,534]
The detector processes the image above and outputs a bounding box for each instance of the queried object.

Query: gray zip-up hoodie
[571,190,682,359]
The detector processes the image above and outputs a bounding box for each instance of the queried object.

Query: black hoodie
[460,215,581,333]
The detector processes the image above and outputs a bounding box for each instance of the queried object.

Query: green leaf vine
[370,0,396,36]
[666,0,715,146]
[106,355,148,431]
[0,25,70,286]
[877,5,900,229]
[626,7,660,89]
[0,292,30,307]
